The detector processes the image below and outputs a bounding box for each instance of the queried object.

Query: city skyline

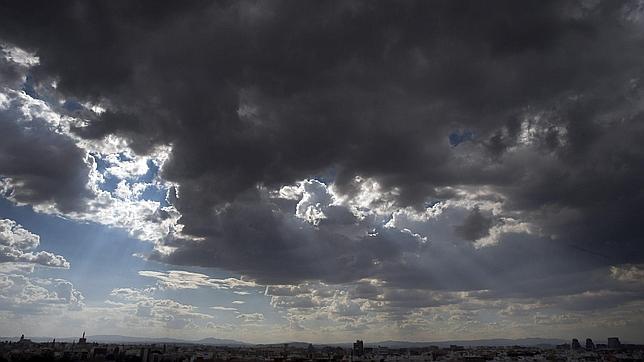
[0,334,632,347]
[3,334,642,361]
[1,1,644,345]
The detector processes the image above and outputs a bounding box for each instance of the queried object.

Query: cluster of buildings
[1,334,643,361]
[346,338,644,362]
[567,337,623,351]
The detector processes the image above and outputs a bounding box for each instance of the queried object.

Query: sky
[0,0,644,344]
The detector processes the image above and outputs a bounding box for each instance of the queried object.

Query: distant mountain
[255,342,313,349]
[0,335,247,346]
[256,338,567,349]
[369,338,567,348]
[88,335,188,344]
[196,337,249,346]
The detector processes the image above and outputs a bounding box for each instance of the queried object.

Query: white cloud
[236,313,264,323]
[474,217,534,248]
[610,264,644,284]
[138,270,257,290]
[0,273,84,313]
[104,153,150,180]
[211,306,237,311]
[0,86,181,245]
[107,286,213,330]
[295,179,333,225]
[109,287,156,302]
[1,43,39,66]
[0,219,69,268]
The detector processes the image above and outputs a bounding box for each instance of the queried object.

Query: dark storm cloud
[151,190,426,284]
[0,54,25,90]
[454,207,494,241]
[1,1,633,193]
[0,95,92,213]
[1,0,644,298]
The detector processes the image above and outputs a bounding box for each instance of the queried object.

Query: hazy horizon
[0,334,597,346]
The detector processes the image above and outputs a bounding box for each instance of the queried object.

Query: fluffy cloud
[108,287,212,330]
[610,264,644,284]
[0,219,85,316]
[0,274,84,313]
[0,218,83,315]
[0,58,179,243]
[151,185,427,285]
[0,219,69,268]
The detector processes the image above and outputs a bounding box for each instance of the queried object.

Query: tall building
[353,340,364,356]
[608,337,621,349]
[585,338,595,350]
[141,347,149,362]
[16,334,32,345]
[571,338,582,350]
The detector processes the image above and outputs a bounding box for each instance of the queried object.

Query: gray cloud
[152,190,426,284]
[0,90,92,213]
[454,207,494,242]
